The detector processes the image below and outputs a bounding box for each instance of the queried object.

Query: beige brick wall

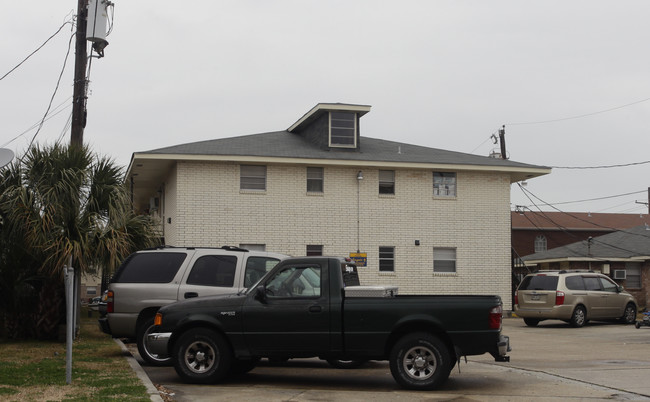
[166,161,513,309]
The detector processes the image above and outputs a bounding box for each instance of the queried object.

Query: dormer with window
[288,103,371,151]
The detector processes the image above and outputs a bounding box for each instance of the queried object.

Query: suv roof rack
[221,245,249,252]
[558,270,595,274]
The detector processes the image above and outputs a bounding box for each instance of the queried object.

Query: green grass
[0,308,152,401]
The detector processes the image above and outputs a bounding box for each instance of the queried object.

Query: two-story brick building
[126,103,550,309]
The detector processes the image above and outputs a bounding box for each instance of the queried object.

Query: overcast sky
[2,1,650,215]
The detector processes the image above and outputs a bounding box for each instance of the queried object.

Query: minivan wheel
[570,306,586,328]
[622,303,637,325]
[523,318,540,327]
[137,316,172,366]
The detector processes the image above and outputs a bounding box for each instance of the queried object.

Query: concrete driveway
[129,318,650,401]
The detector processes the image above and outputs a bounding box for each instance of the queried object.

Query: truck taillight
[555,291,565,306]
[154,312,163,326]
[514,290,518,306]
[489,305,503,329]
[107,290,114,313]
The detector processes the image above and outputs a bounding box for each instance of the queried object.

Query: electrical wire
[0,19,72,82]
[1,97,73,148]
[22,31,75,157]
[550,160,650,169]
[506,96,650,126]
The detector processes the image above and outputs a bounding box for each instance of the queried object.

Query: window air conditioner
[613,270,626,280]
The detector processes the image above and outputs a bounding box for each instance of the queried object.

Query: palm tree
[0,144,160,339]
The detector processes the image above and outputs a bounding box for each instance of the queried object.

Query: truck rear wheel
[172,328,232,384]
[137,316,172,366]
[389,332,451,390]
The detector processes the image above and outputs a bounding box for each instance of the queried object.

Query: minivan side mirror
[617,285,624,293]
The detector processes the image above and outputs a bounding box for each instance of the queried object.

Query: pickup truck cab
[149,256,510,390]
[98,246,287,365]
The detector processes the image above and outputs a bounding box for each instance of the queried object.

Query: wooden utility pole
[71,0,88,147]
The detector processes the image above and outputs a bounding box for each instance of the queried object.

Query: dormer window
[329,112,357,148]
[288,103,370,151]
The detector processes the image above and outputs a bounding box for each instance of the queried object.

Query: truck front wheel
[389,332,451,390]
[172,328,232,384]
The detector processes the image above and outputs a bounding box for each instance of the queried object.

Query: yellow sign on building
[350,252,367,267]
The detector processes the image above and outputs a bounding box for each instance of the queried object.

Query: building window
[307,167,324,193]
[433,248,456,273]
[379,170,395,195]
[534,235,547,253]
[240,165,266,191]
[433,172,456,197]
[329,112,356,147]
[379,246,395,272]
[626,262,641,288]
[306,245,323,256]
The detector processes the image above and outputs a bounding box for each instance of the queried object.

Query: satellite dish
[0,148,15,168]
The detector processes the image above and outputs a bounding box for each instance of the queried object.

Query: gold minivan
[514,271,637,327]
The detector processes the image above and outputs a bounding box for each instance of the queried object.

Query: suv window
[112,252,188,283]
[187,255,238,287]
[244,257,281,288]
[583,276,602,291]
[565,275,585,290]
[519,275,558,291]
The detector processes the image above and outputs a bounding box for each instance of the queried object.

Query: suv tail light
[106,290,114,313]
[555,291,565,306]
[514,290,518,306]
[489,305,503,329]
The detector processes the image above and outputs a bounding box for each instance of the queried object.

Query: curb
[114,339,164,402]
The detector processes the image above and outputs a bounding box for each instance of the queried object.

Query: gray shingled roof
[523,225,650,261]
[141,131,546,169]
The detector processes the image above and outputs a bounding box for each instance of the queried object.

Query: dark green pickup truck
[148,256,510,390]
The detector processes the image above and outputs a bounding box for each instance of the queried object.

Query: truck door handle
[309,305,322,313]
[184,292,199,299]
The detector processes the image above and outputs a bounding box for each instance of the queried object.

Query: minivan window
[565,276,586,290]
[519,275,558,291]
[112,252,187,283]
[583,276,602,291]
[599,277,618,292]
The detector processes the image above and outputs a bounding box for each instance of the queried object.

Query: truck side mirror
[254,285,267,303]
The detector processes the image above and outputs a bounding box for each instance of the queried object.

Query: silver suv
[514,271,637,328]
[98,246,287,365]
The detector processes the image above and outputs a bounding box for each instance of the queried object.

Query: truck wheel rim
[184,340,217,374]
[403,346,436,380]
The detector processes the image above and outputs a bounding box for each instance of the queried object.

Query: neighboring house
[521,225,650,308]
[126,103,550,310]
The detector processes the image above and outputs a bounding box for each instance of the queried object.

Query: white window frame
[379,246,395,272]
[307,167,324,193]
[240,165,266,191]
[433,172,456,197]
[534,235,547,253]
[329,112,357,148]
[433,247,456,273]
[379,170,395,195]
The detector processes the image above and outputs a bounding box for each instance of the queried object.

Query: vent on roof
[613,270,626,280]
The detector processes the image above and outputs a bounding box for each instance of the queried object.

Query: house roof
[522,224,650,264]
[126,103,551,211]
[512,211,650,232]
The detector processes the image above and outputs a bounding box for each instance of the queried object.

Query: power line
[551,160,650,169]
[0,19,72,82]
[506,96,650,126]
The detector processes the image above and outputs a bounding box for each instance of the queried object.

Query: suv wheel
[137,316,172,366]
[622,303,637,325]
[570,306,586,328]
[523,318,540,327]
